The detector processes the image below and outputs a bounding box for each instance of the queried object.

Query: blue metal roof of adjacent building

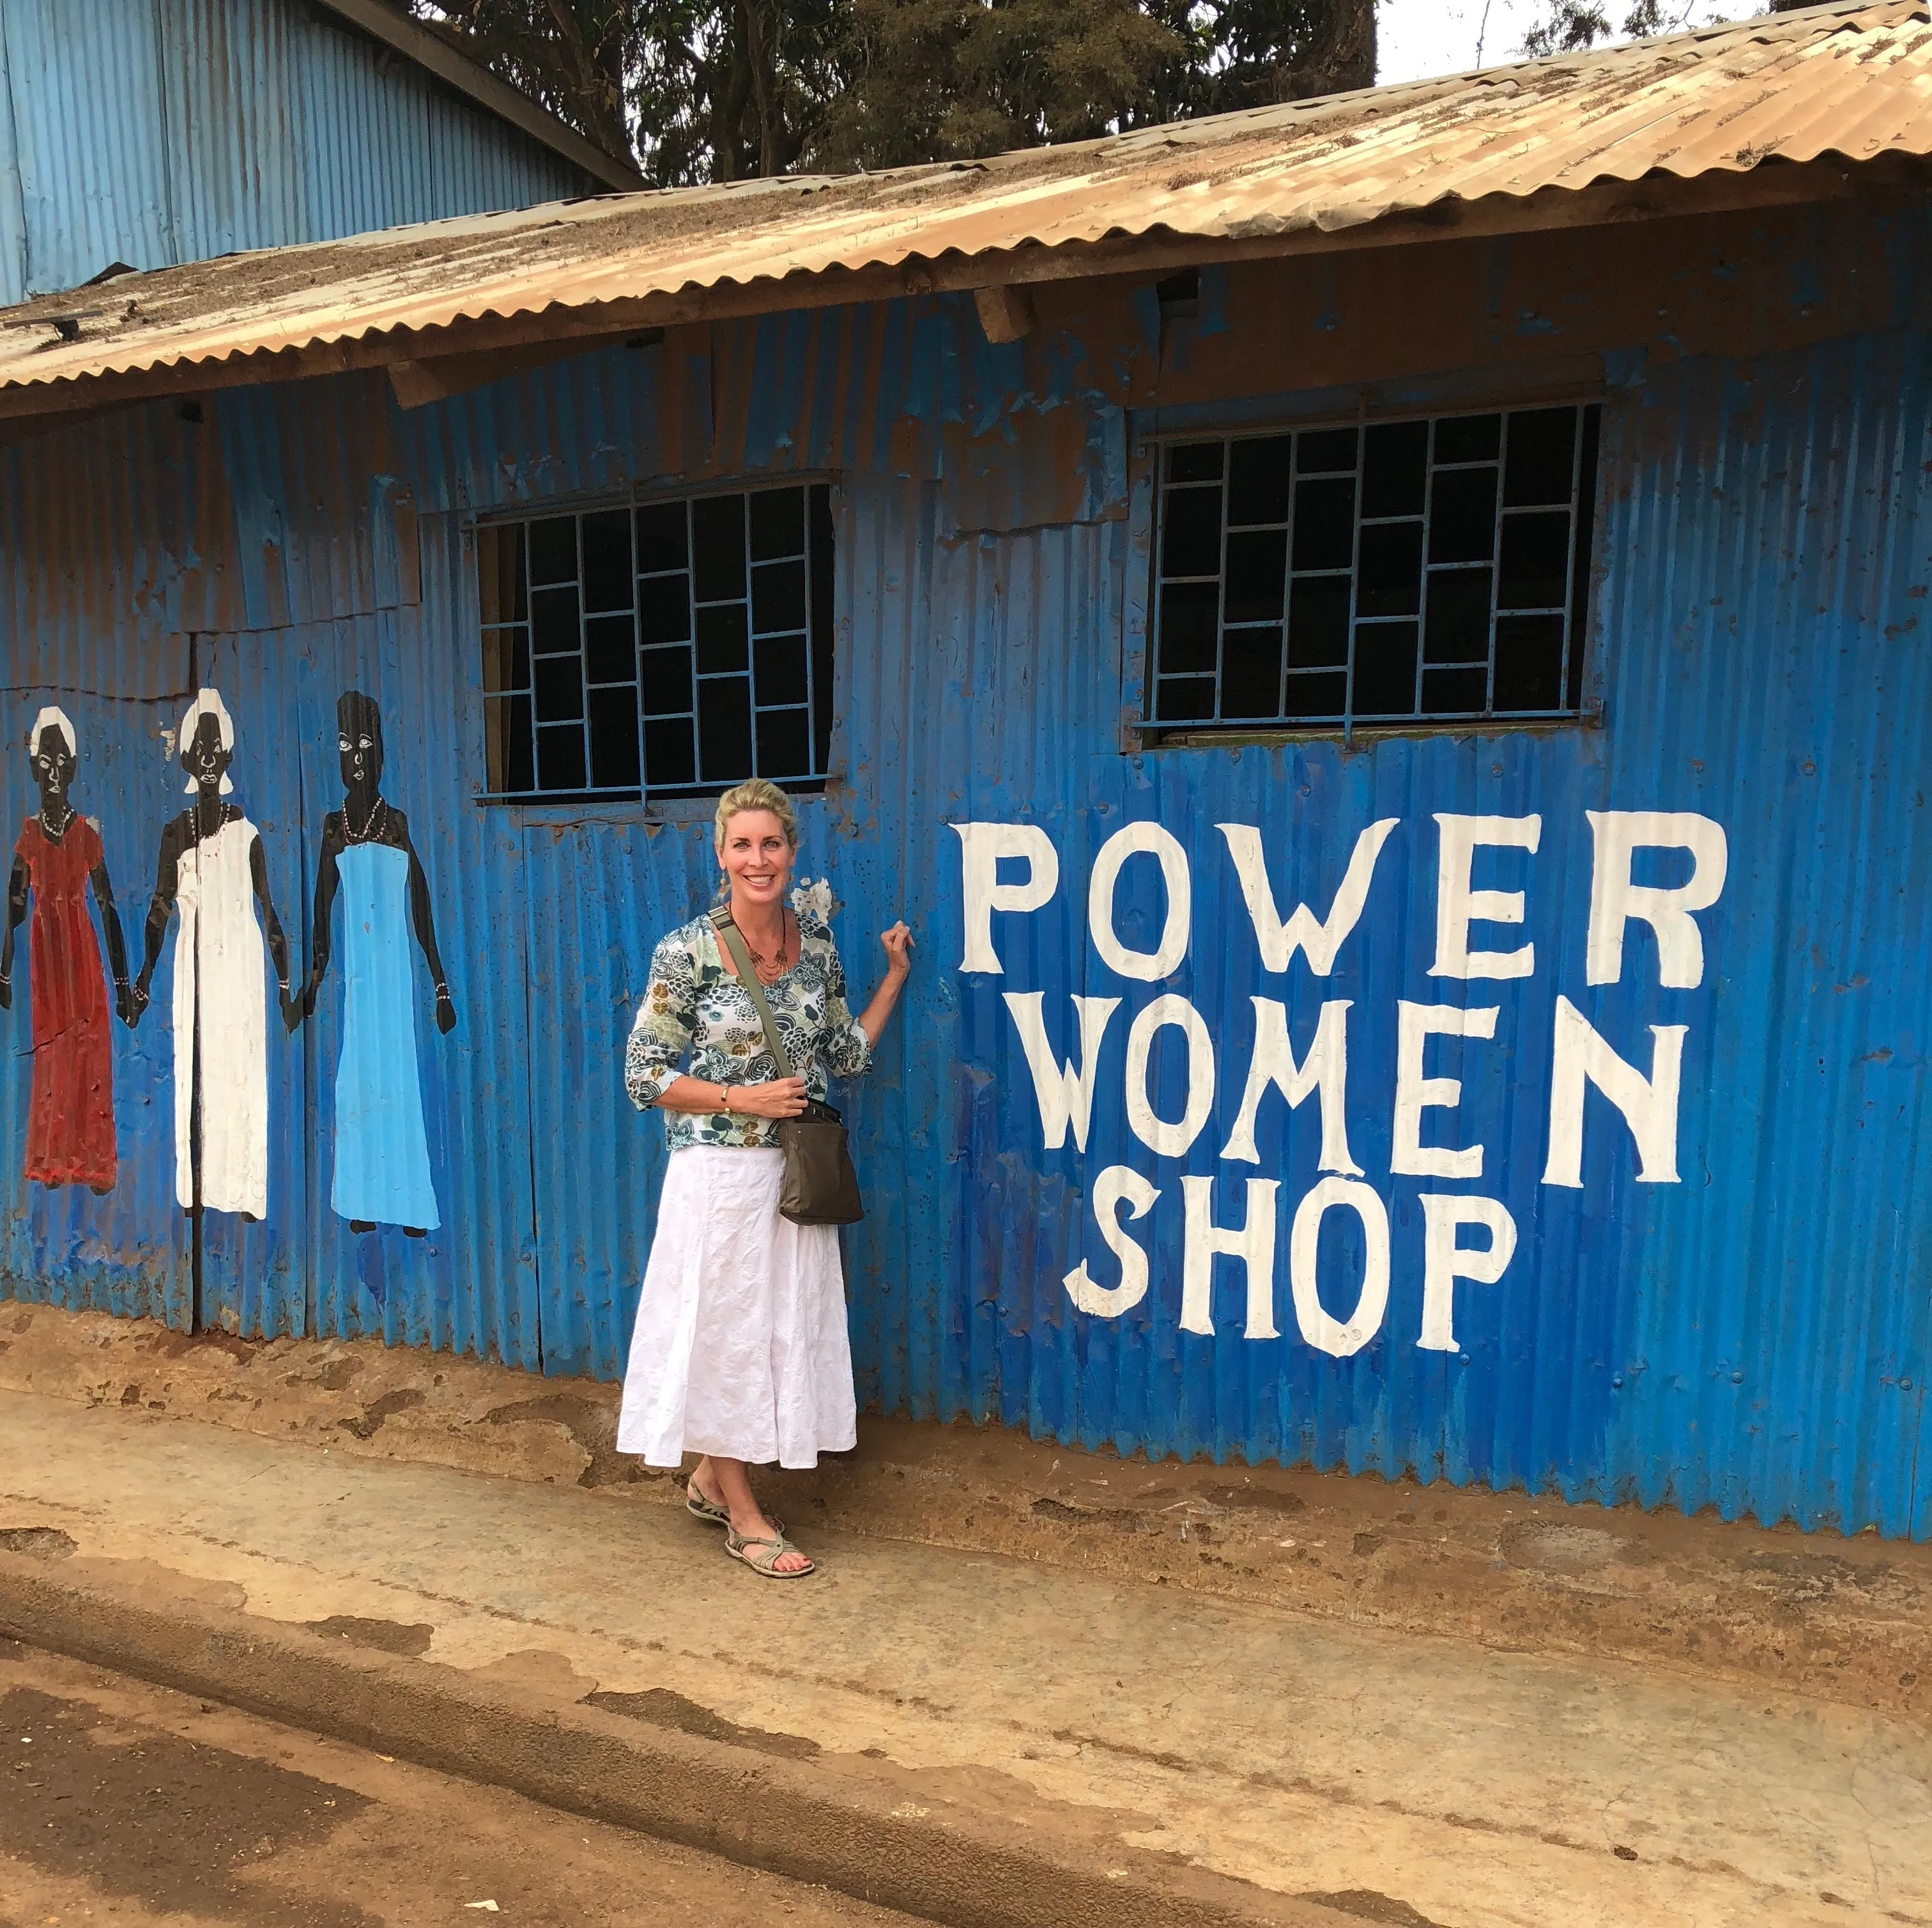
[1,6,1929,1541]
[0,0,632,307]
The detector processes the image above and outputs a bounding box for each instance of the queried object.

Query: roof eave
[0,149,1895,427]
[310,0,643,194]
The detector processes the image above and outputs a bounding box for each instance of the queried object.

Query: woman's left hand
[880,921,914,978]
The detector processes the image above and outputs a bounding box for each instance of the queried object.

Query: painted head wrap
[179,687,236,795]
[28,705,76,761]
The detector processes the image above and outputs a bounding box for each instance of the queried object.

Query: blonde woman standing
[619,779,911,1578]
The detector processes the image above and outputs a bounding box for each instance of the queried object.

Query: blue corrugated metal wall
[0,0,586,303]
[3,206,1930,1540]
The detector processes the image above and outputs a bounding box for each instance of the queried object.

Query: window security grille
[478,483,835,800]
[1151,404,1601,731]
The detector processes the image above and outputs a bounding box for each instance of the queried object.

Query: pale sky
[1376,0,1750,86]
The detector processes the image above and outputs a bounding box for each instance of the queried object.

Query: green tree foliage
[413,0,1375,185]
[1149,0,1377,119]
[421,2,641,162]
[1519,0,1667,57]
[815,0,1181,169]
[1516,2,1786,66]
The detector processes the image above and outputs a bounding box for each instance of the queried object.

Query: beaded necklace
[344,793,388,845]
[741,907,792,984]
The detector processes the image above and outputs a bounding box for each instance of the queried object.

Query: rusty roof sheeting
[2,0,1928,395]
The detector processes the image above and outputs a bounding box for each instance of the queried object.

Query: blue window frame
[1151,403,1602,731]
[478,482,836,800]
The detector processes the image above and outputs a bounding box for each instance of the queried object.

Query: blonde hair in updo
[714,777,798,853]
[713,779,798,901]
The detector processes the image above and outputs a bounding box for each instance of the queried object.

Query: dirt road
[0,1641,919,1928]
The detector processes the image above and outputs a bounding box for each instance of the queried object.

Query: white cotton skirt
[617,1145,857,1469]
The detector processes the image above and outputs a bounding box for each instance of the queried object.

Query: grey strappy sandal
[686,1482,781,1535]
[725,1526,815,1579]
[686,1484,730,1526]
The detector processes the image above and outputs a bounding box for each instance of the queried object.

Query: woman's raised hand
[732,1076,808,1119]
[880,921,914,978]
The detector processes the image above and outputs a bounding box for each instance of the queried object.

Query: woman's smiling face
[719,809,794,910]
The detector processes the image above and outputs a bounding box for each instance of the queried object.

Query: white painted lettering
[1221,998,1360,1175]
[953,822,1060,974]
[1584,811,1728,988]
[1064,1166,1160,1318]
[1181,1175,1279,1339]
[1002,993,1120,1152]
[1392,1002,1499,1179]
[1430,814,1540,980]
[1124,995,1215,1157]
[1289,1177,1391,1359]
[1216,820,1399,974]
[1542,995,1688,1186]
[1089,822,1191,981]
[1418,1195,1518,1352]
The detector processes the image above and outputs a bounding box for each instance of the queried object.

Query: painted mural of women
[289,692,455,1236]
[0,708,131,1191]
[129,689,291,1221]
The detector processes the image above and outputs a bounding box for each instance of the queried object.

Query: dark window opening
[479,482,836,801]
[1149,403,1601,733]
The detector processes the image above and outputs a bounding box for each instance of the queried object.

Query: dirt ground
[3,1301,1926,1723]
[6,1375,1929,1927]
[0,1640,920,1928]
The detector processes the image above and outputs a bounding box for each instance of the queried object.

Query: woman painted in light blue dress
[289,691,456,1236]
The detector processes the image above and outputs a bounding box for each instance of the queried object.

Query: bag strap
[709,905,795,1080]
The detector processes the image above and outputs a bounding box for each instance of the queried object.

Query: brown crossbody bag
[709,906,864,1227]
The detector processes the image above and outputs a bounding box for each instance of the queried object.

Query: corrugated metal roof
[0,0,1927,399]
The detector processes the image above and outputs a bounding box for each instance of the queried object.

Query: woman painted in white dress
[619,778,912,1579]
[129,689,291,1220]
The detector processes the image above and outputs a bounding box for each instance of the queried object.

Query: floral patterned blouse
[625,908,873,1150]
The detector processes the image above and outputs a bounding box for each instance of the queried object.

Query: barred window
[1150,404,1600,732]
[478,482,835,800]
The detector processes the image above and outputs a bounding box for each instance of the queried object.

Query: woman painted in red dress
[0,708,132,1191]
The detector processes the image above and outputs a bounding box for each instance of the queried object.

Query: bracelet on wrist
[721,1084,733,1113]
